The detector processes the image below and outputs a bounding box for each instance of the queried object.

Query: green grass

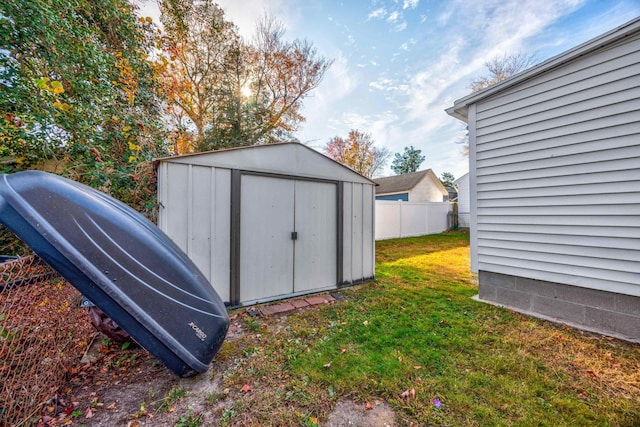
[218,232,640,426]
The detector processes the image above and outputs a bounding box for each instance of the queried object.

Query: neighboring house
[454,172,470,228]
[446,17,640,341]
[155,143,376,306]
[373,169,449,202]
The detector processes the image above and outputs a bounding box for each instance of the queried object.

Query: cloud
[403,0,419,10]
[368,8,387,20]
[400,38,416,51]
[387,11,400,23]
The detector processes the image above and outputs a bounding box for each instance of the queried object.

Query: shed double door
[239,175,337,303]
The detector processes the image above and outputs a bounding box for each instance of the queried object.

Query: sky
[138,0,640,179]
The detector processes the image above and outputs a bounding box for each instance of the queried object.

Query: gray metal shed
[156,143,376,306]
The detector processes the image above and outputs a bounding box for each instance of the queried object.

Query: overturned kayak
[0,171,229,377]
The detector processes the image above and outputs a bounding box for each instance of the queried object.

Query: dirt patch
[326,399,397,427]
[42,297,377,426]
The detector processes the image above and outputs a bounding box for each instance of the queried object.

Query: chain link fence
[0,252,94,426]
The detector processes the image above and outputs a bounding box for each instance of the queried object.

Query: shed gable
[158,143,372,185]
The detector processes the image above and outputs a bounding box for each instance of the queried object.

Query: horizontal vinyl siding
[474,33,640,296]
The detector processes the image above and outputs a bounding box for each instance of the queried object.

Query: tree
[156,0,243,153]
[0,0,168,218]
[461,52,537,157]
[157,1,332,152]
[469,52,537,93]
[391,145,425,175]
[324,130,390,178]
[440,172,455,188]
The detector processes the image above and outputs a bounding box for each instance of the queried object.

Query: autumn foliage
[324,129,390,178]
[156,0,332,153]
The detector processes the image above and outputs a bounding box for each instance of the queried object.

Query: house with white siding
[454,172,470,228]
[373,169,449,202]
[446,18,640,341]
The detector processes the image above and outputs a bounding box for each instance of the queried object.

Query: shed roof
[447,17,640,122]
[155,142,375,185]
[373,169,448,195]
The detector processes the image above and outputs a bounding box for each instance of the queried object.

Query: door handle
[291,231,298,240]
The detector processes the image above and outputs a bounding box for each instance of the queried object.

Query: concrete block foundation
[478,271,640,342]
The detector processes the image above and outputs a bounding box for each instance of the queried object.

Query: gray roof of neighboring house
[373,169,447,195]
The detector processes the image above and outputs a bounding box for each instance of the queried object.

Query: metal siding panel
[157,162,168,231]
[293,180,337,292]
[351,184,364,281]
[213,168,231,303]
[342,183,353,282]
[362,185,374,278]
[240,175,294,302]
[188,166,212,280]
[164,163,189,251]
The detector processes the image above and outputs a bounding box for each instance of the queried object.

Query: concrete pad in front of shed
[326,399,397,427]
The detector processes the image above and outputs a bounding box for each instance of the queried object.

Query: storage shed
[155,143,376,306]
[446,18,640,341]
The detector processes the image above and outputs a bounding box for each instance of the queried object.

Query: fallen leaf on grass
[340,348,347,354]
[363,320,369,326]
[324,362,332,368]
[240,384,252,393]
[85,408,94,419]
[106,402,116,410]
[585,370,597,378]
[413,366,422,370]
[400,388,415,399]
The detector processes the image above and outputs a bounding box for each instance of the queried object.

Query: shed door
[294,180,336,293]
[239,175,337,303]
[240,175,295,302]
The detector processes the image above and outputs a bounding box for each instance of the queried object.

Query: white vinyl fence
[375,200,453,240]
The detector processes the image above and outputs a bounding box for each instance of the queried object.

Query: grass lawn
[217,231,640,426]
